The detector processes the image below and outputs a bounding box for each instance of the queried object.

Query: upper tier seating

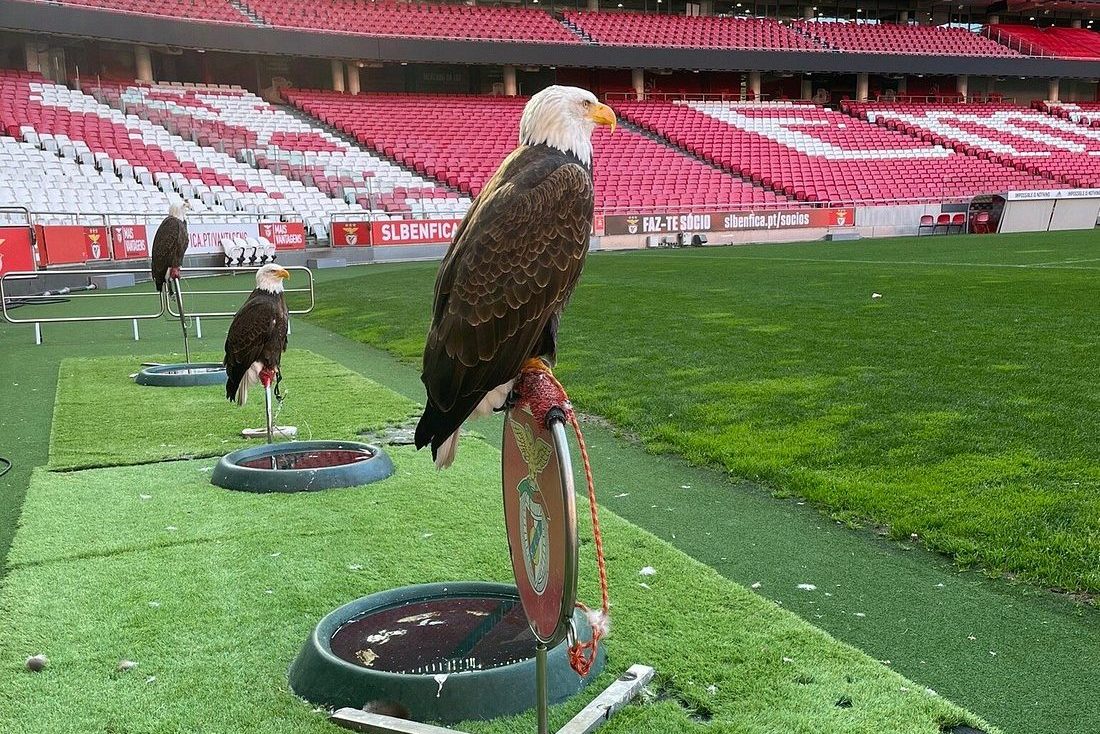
[243,0,580,43]
[793,20,1020,56]
[284,91,789,211]
[846,102,1100,187]
[563,11,822,50]
[616,100,1060,204]
[986,25,1100,58]
[85,81,469,218]
[0,70,369,235]
[50,0,249,24]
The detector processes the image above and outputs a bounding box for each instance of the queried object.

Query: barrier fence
[1,265,315,344]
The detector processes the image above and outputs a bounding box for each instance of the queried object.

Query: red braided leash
[514,367,610,677]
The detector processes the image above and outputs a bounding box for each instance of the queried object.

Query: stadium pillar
[899,10,908,22]
[346,63,361,95]
[749,71,761,100]
[801,76,812,100]
[1048,78,1060,102]
[331,60,345,92]
[987,14,999,24]
[856,72,869,102]
[699,0,714,15]
[135,46,153,83]
[503,66,518,96]
[1071,19,1082,28]
[632,68,644,100]
[957,74,968,100]
[803,6,814,20]
[23,41,41,74]
[587,0,598,9]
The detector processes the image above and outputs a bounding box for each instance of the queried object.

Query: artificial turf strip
[0,443,992,734]
[303,232,1100,596]
[47,349,419,471]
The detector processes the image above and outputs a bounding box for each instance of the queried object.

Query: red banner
[259,221,306,251]
[602,207,855,236]
[371,219,461,246]
[0,227,36,276]
[111,224,149,260]
[331,221,369,247]
[37,225,110,265]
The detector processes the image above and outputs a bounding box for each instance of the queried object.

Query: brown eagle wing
[422,151,593,425]
[223,291,288,400]
[150,216,189,291]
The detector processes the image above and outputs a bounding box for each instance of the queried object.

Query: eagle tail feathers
[433,432,459,470]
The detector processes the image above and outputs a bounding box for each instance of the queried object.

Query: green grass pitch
[305,232,1100,597]
[0,352,992,733]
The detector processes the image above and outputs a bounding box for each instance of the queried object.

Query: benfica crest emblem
[342,224,358,246]
[502,401,577,644]
[510,416,552,595]
[87,230,102,260]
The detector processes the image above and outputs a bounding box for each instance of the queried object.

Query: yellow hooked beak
[588,102,617,134]
[276,267,291,280]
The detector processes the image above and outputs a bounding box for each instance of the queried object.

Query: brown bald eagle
[151,202,191,292]
[415,86,616,469]
[224,263,290,405]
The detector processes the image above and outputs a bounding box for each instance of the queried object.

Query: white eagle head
[169,200,192,221]
[256,263,290,294]
[519,86,617,167]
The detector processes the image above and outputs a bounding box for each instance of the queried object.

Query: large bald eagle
[415,86,616,468]
[151,202,191,292]
[224,263,290,405]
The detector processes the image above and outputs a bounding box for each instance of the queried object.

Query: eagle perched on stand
[224,263,290,405]
[150,201,190,292]
[415,86,616,468]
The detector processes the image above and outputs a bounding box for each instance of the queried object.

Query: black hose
[0,456,11,478]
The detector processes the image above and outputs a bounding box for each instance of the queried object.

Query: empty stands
[986,25,1100,58]
[0,70,369,234]
[86,81,469,219]
[242,0,580,43]
[50,0,250,24]
[794,20,1020,56]
[284,91,788,211]
[617,100,1059,204]
[563,11,821,50]
[847,101,1100,187]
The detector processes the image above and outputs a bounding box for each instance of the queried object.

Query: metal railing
[1,265,314,344]
[164,266,315,319]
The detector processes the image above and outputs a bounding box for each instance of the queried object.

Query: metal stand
[171,277,191,364]
[536,644,549,734]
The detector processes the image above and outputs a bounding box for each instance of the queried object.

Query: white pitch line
[638,253,1100,270]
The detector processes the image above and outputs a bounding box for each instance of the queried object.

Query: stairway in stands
[227,0,267,25]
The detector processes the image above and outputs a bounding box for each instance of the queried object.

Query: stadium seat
[794,20,1019,57]
[917,214,935,235]
[283,91,788,212]
[847,101,1100,188]
[933,213,952,234]
[563,11,822,51]
[615,100,1060,206]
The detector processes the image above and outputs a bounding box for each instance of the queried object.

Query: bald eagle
[151,202,191,292]
[415,86,616,469]
[224,264,290,405]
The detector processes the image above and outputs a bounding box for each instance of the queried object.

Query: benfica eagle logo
[343,224,359,246]
[509,413,552,596]
[626,216,639,235]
